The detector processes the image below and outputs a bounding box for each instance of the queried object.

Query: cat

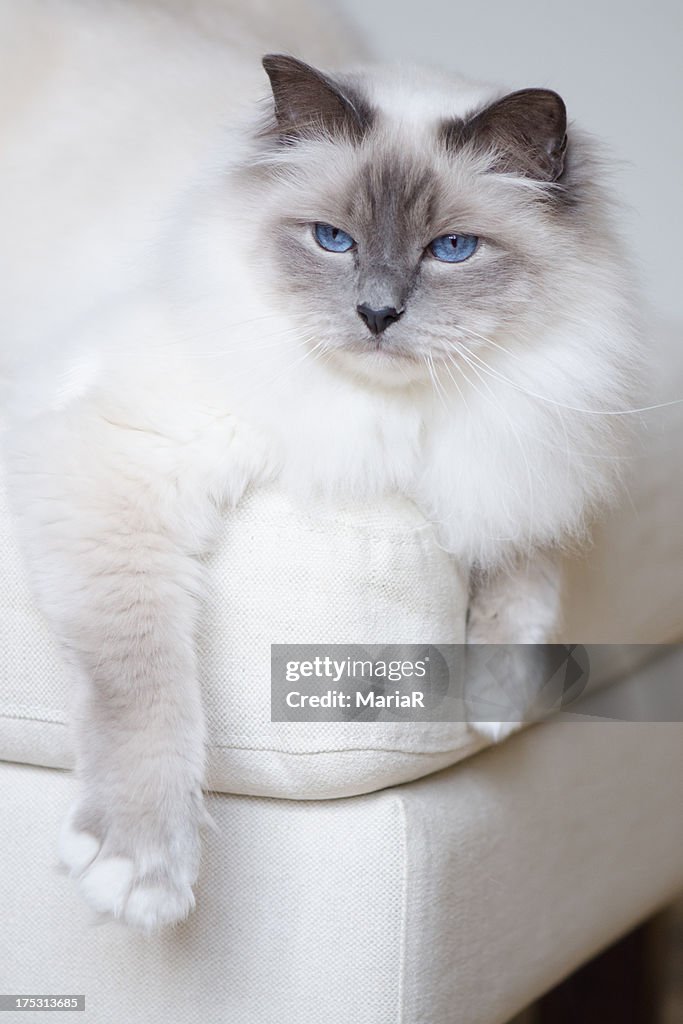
[0,2,639,931]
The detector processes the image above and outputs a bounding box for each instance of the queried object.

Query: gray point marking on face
[440,88,568,183]
[262,54,375,143]
[351,155,441,310]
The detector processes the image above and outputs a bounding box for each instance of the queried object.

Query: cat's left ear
[262,54,372,142]
[450,89,568,182]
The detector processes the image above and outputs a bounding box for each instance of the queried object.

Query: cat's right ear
[262,54,372,142]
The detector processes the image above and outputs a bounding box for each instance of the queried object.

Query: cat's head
[242,55,593,385]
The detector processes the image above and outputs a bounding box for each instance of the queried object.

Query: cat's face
[249,57,572,384]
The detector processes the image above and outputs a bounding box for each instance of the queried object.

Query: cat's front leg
[466,550,562,741]
[5,413,229,932]
[59,654,208,935]
[467,549,562,644]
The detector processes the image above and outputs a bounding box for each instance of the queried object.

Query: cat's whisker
[457,331,682,417]
[152,332,325,393]
[107,319,295,359]
[166,310,289,344]
[462,329,575,470]
[450,346,642,464]
[384,353,414,385]
[449,350,537,559]
[440,355,472,417]
[425,353,451,415]
[423,354,441,408]
[135,324,305,359]
[235,336,327,401]
[454,324,528,364]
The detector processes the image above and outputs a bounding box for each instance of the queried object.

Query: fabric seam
[0,713,489,758]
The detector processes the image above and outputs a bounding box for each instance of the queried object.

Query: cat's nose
[356,304,404,336]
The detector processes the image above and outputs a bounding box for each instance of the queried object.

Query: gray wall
[335,0,682,321]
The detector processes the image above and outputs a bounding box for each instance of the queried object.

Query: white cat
[0,0,639,930]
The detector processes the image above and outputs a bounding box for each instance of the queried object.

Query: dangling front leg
[56,528,210,933]
[5,410,228,932]
[466,551,562,741]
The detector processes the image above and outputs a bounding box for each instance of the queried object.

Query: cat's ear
[447,89,568,182]
[262,54,372,142]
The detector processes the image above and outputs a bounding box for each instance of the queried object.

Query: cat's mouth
[327,337,427,386]
[344,336,417,362]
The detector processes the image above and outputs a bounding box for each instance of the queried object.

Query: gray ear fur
[445,89,568,182]
[262,54,372,142]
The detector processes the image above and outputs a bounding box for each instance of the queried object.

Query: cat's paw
[468,720,521,743]
[58,796,204,933]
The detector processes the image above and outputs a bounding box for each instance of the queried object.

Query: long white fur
[0,0,639,930]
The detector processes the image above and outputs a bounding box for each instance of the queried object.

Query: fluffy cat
[0,0,639,930]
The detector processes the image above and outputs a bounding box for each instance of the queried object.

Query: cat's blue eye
[429,234,479,263]
[314,222,355,253]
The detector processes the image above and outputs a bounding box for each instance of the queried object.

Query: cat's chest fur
[200,337,589,569]
[181,350,513,566]
[32,286,592,573]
